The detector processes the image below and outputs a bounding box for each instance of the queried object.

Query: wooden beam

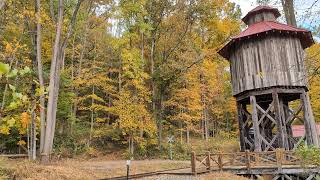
[0,154,28,158]
[279,98,290,150]
[191,151,196,175]
[301,91,319,147]
[251,96,262,151]
[236,87,305,102]
[237,102,246,151]
[206,151,211,171]
[273,92,287,149]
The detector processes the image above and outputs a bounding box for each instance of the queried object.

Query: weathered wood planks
[229,35,307,96]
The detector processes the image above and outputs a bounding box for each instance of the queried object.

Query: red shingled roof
[242,6,281,25]
[292,125,320,138]
[218,6,314,59]
[235,21,309,39]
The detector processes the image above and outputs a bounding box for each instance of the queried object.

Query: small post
[167,136,174,160]
[126,160,131,180]
[245,150,251,172]
[231,153,235,165]
[206,151,211,171]
[191,151,196,175]
[218,153,223,171]
[255,152,260,166]
[276,148,283,173]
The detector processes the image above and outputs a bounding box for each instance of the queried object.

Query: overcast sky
[230,0,320,31]
[230,0,257,16]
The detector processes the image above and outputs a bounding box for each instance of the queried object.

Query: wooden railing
[191,149,304,175]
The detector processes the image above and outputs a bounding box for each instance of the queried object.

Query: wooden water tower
[218,6,319,151]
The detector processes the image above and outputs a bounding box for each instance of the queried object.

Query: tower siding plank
[230,36,306,96]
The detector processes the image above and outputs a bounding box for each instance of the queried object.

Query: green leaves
[7,68,18,78]
[19,66,31,75]
[0,63,10,77]
[0,64,31,78]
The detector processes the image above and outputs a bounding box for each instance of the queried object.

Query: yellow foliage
[306,43,320,122]
[0,126,10,135]
[17,140,26,146]
[20,112,30,129]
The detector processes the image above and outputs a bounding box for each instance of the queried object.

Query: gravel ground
[141,175,198,180]
[138,173,249,180]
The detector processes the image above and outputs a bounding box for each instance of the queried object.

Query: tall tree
[41,0,84,164]
[35,0,45,154]
[281,0,297,26]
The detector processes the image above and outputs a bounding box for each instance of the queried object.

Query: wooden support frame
[236,87,319,152]
[251,96,262,152]
[191,149,319,178]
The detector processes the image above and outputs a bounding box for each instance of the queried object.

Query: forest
[0,0,320,169]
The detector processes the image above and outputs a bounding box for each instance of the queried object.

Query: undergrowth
[295,144,320,166]
[0,158,11,179]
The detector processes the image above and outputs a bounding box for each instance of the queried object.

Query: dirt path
[3,158,247,179]
[70,159,190,178]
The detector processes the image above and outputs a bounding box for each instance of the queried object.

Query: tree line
[0,0,319,163]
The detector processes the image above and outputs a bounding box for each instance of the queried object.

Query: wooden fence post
[206,151,211,171]
[218,152,223,171]
[245,150,251,173]
[191,151,196,175]
[276,148,283,173]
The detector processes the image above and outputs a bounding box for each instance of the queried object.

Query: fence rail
[0,154,28,158]
[191,149,307,175]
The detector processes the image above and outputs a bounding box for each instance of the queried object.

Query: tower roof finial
[242,6,281,25]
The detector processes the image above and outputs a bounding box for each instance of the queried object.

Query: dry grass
[200,172,249,180]
[190,136,240,154]
[2,159,99,180]
[1,157,247,180]
[66,159,190,178]
[1,159,190,179]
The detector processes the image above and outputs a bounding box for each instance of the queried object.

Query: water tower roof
[236,21,310,39]
[218,6,314,59]
[242,6,281,25]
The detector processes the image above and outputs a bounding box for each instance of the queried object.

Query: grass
[0,157,11,180]
[0,135,241,179]
[0,156,248,180]
[0,158,190,179]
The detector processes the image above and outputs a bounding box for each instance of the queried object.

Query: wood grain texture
[247,12,277,25]
[229,35,307,96]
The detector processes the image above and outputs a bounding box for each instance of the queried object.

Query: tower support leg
[301,90,319,147]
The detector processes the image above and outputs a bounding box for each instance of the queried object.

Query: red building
[292,125,320,138]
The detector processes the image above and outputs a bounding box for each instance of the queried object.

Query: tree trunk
[73,25,87,118]
[204,108,208,141]
[89,85,95,146]
[41,0,83,164]
[31,104,37,160]
[131,136,134,155]
[70,34,76,135]
[49,0,55,21]
[186,127,190,144]
[150,32,156,119]
[35,0,46,153]
[158,92,164,150]
[41,0,64,164]
[281,0,297,27]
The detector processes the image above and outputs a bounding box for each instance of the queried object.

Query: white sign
[167,136,174,143]
[126,160,131,166]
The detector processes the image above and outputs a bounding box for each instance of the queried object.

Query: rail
[0,154,28,158]
[191,149,309,175]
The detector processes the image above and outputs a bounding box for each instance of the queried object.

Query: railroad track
[101,166,191,180]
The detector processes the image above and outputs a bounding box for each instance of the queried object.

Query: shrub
[295,144,320,166]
